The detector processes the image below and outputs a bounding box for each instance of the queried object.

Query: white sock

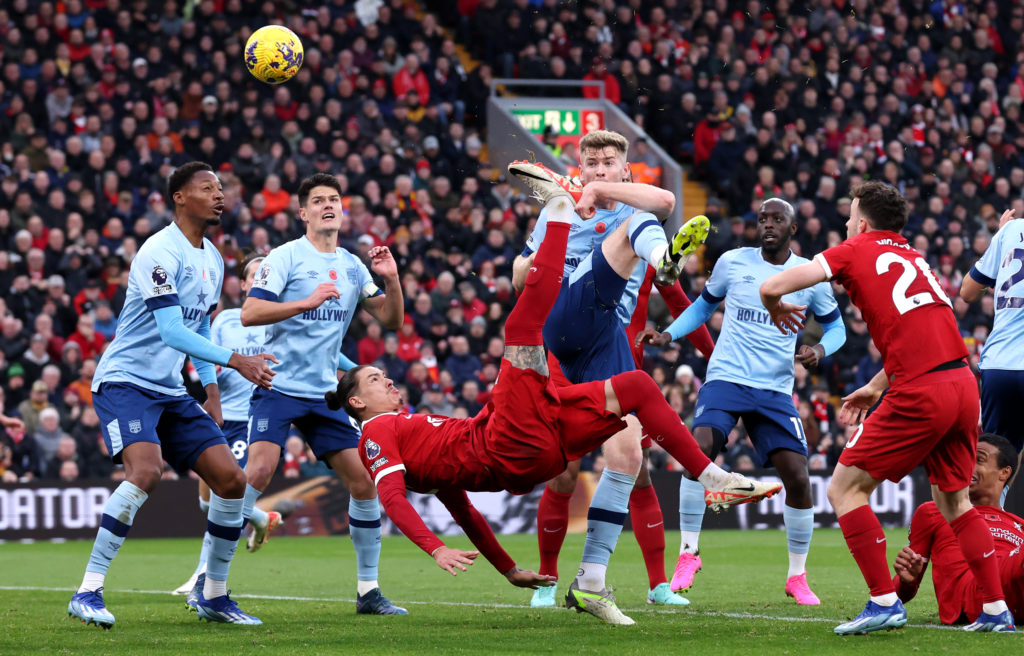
[78,571,105,593]
[696,463,730,489]
[983,600,1009,615]
[357,579,379,596]
[546,196,575,223]
[680,532,700,555]
[649,243,667,266]
[787,551,808,578]
[870,592,899,607]
[203,575,227,599]
[577,562,607,591]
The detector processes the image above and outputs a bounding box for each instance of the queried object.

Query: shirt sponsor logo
[369,456,389,472]
[565,256,580,268]
[736,306,774,325]
[365,439,381,459]
[128,419,142,433]
[301,307,350,322]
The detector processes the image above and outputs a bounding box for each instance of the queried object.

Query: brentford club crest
[257,418,269,432]
[128,419,142,434]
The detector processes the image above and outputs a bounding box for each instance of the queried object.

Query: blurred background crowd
[0,0,1018,481]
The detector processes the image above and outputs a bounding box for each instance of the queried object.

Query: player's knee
[635,459,652,487]
[347,475,376,500]
[127,467,162,494]
[604,424,643,475]
[783,470,811,503]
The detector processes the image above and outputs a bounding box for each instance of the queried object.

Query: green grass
[0,529,1016,655]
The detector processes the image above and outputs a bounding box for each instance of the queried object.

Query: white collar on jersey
[360,411,399,431]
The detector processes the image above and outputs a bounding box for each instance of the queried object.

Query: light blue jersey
[970,221,1024,371]
[210,309,265,421]
[524,202,649,324]
[703,248,840,394]
[93,223,223,396]
[248,236,379,398]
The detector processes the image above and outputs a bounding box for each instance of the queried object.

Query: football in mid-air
[244,25,303,84]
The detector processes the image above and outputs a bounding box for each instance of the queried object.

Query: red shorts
[838,366,978,492]
[954,549,1024,623]
[546,350,646,449]
[484,359,566,493]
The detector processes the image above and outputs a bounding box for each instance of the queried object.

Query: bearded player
[760,180,1013,634]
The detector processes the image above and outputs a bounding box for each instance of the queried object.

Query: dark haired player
[241,172,407,615]
[338,193,780,625]
[638,198,845,605]
[69,162,277,627]
[894,434,1024,627]
[761,180,1014,634]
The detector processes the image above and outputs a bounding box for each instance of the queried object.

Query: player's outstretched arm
[655,277,716,357]
[636,293,719,349]
[575,181,674,220]
[362,246,404,330]
[436,489,526,578]
[241,282,340,326]
[760,261,829,334]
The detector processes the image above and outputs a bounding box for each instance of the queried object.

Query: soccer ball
[244,25,304,84]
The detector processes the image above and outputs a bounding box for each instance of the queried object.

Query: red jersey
[896,501,1024,624]
[816,231,966,385]
[359,411,499,494]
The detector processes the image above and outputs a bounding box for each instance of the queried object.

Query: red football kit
[895,501,1024,623]
[816,230,976,490]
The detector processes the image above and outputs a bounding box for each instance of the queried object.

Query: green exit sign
[512,109,580,135]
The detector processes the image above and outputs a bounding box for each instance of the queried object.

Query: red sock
[950,508,1005,604]
[536,485,573,578]
[505,222,569,346]
[837,504,894,596]
[630,484,667,589]
[610,371,711,477]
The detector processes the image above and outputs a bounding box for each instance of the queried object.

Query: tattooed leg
[504,345,549,376]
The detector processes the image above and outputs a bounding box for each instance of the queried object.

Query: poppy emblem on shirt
[595,222,606,233]
[365,439,381,459]
[329,270,338,280]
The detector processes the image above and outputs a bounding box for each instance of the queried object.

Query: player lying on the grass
[335,193,781,626]
[172,254,283,601]
[637,198,845,605]
[68,162,277,628]
[893,433,1023,627]
[760,180,1013,634]
[510,130,715,609]
[959,208,1024,505]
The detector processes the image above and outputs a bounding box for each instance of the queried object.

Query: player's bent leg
[328,449,408,616]
[69,442,159,629]
[773,449,820,605]
[604,372,782,510]
[174,480,213,595]
[655,214,711,285]
[933,486,1012,628]
[631,457,684,603]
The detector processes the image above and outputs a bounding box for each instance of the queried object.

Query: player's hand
[575,182,601,219]
[999,208,1017,229]
[504,567,557,589]
[432,546,478,576]
[766,301,806,335]
[304,282,341,311]
[202,396,224,427]
[795,344,825,370]
[368,246,399,280]
[229,352,279,390]
[893,546,925,584]
[839,384,883,425]
[635,328,672,348]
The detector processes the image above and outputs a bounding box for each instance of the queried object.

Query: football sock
[950,508,1006,605]
[537,486,573,578]
[192,536,211,578]
[204,493,243,598]
[241,483,261,521]
[580,469,636,583]
[250,505,269,530]
[629,483,667,588]
[349,497,382,584]
[79,481,148,592]
[678,477,707,555]
[627,211,668,267]
[870,592,899,607]
[198,496,210,514]
[837,504,894,597]
[578,562,608,592]
[609,371,712,477]
[546,195,575,224]
[784,505,814,578]
[505,222,569,346]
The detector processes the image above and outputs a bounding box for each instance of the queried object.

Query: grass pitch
[0,528,1016,655]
